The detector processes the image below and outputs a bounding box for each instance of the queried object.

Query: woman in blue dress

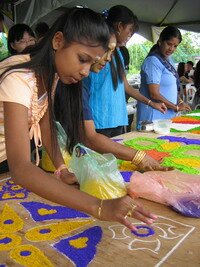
[137,26,190,128]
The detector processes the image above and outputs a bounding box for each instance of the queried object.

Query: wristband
[98,199,104,219]
[54,164,67,177]
[147,99,152,106]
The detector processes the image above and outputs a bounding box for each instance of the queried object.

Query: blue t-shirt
[82,59,128,129]
[137,55,178,125]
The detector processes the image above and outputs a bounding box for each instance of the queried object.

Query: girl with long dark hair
[0,7,156,230]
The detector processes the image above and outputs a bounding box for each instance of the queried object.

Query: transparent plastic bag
[41,122,71,171]
[128,170,200,217]
[70,144,127,199]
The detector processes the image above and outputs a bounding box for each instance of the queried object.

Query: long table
[0,131,200,267]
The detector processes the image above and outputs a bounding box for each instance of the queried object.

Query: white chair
[124,99,137,133]
[185,84,196,106]
[195,104,200,110]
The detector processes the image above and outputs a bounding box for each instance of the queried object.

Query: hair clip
[102,8,109,19]
[76,5,88,8]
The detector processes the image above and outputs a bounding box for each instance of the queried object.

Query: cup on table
[153,119,172,134]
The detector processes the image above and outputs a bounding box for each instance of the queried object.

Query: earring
[117,31,120,36]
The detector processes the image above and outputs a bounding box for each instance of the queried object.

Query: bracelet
[98,199,104,219]
[54,164,67,177]
[131,150,146,166]
[176,105,179,112]
[147,99,152,106]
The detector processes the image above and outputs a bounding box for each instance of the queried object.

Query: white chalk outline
[108,215,195,267]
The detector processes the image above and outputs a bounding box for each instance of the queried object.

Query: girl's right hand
[178,102,191,112]
[151,102,167,114]
[137,154,173,172]
[98,195,157,231]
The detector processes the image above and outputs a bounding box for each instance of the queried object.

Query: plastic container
[153,119,172,134]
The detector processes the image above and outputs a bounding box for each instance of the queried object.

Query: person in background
[177,62,193,84]
[55,29,171,172]
[0,11,9,60]
[137,26,190,127]
[192,60,200,109]
[185,60,195,80]
[177,61,193,98]
[0,7,156,231]
[35,22,49,42]
[83,5,166,138]
[7,23,36,55]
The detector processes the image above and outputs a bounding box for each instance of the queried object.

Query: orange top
[0,54,58,165]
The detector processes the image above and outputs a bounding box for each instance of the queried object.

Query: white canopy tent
[7,0,200,41]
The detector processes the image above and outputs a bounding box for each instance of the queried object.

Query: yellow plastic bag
[40,122,71,172]
[70,144,127,199]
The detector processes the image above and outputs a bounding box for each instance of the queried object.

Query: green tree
[172,32,200,63]
[128,40,153,74]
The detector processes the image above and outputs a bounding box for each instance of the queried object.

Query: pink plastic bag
[127,170,200,217]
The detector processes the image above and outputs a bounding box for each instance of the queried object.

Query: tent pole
[159,0,179,26]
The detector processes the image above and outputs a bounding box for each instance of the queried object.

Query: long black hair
[54,80,84,154]
[106,5,138,89]
[0,7,110,155]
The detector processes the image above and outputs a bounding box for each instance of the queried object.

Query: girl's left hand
[151,102,167,114]
[138,154,173,172]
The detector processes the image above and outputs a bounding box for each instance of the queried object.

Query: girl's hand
[178,102,191,112]
[137,154,173,172]
[59,169,79,188]
[151,102,167,114]
[99,195,157,231]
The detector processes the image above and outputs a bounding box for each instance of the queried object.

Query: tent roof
[11,0,200,41]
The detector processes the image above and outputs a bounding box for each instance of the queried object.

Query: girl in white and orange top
[0,7,157,230]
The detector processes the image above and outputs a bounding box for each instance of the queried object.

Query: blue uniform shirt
[82,60,128,129]
[137,55,178,125]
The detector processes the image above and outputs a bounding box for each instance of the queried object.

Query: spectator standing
[7,23,36,55]
[185,60,195,79]
[177,62,193,84]
[35,22,49,42]
[192,60,200,109]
